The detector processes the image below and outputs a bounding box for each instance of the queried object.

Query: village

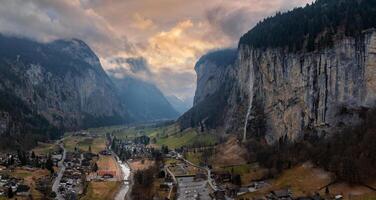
[0,125,374,200]
[107,130,335,200]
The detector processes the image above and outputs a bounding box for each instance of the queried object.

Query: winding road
[52,141,66,200]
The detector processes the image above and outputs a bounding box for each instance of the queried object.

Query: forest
[246,108,376,184]
[239,0,376,52]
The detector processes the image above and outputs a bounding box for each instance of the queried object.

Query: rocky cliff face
[237,31,376,143]
[179,49,237,131]
[0,35,129,139]
[180,31,376,143]
[194,49,238,105]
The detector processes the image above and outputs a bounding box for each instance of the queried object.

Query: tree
[231,174,241,186]
[92,163,98,172]
[46,155,54,174]
[7,187,14,198]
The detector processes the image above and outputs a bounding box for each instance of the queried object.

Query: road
[52,141,66,200]
[176,152,218,191]
[175,152,234,199]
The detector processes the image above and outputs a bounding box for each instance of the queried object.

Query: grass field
[238,163,333,199]
[271,163,332,197]
[86,123,218,150]
[213,163,268,185]
[185,151,202,165]
[97,155,121,179]
[63,136,106,153]
[81,181,121,200]
[129,159,155,171]
[86,124,178,140]
[156,129,218,149]
[32,142,60,156]
[11,168,50,199]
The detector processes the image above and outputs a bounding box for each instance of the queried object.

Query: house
[16,184,30,196]
[0,186,6,196]
[159,184,170,191]
[211,190,226,200]
[98,170,116,178]
[194,173,207,181]
[268,189,293,200]
[237,187,250,196]
[102,174,114,179]
[295,194,322,200]
[335,195,343,200]
[99,150,112,156]
[213,171,232,183]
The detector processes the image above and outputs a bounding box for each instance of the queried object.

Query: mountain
[0,35,129,149]
[178,49,238,131]
[111,75,180,122]
[179,0,376,143]
[166,95,191,114]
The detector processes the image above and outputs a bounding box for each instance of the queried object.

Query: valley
[1,122,375,200]
[0,0,376,199]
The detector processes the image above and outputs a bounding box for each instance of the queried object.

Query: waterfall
[243,65,254,143]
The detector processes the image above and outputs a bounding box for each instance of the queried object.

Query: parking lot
[177,177,211,200]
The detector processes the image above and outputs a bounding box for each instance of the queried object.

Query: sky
[0,0,313,103]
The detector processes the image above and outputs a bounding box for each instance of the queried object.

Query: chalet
[16,184,30,196]
[102,174,114,179]
[210,190,226,200]
[99,150,112,156]
[268,189,293,200]
[82,160,91,167]
[159,183,170,191]
[98,170,116,178]
[83,152,97,160]
[295,193,322,200]
[237,187,250,196]
[194,173,207,181]
[213,171,232,183]
[335,195,343,200]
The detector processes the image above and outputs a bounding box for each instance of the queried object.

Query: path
[175,152,218,191]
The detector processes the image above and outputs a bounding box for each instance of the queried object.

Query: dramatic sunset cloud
[0,0,313,101]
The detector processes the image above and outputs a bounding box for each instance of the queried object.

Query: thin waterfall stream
[243,66,254,143]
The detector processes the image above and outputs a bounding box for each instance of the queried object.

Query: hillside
[0,35,130,149]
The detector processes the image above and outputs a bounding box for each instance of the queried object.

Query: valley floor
[0,123,375,200]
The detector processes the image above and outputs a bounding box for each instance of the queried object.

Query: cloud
[206,6,253,41]
[132,13,156,30]
[106,55,196,100]
[105,56,152,82]
[0,0,131,56]
[155,68,197,100]
[0,0,314,100]
[205,0,314,42]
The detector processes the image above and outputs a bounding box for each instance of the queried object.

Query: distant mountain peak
[111,75,180,122]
